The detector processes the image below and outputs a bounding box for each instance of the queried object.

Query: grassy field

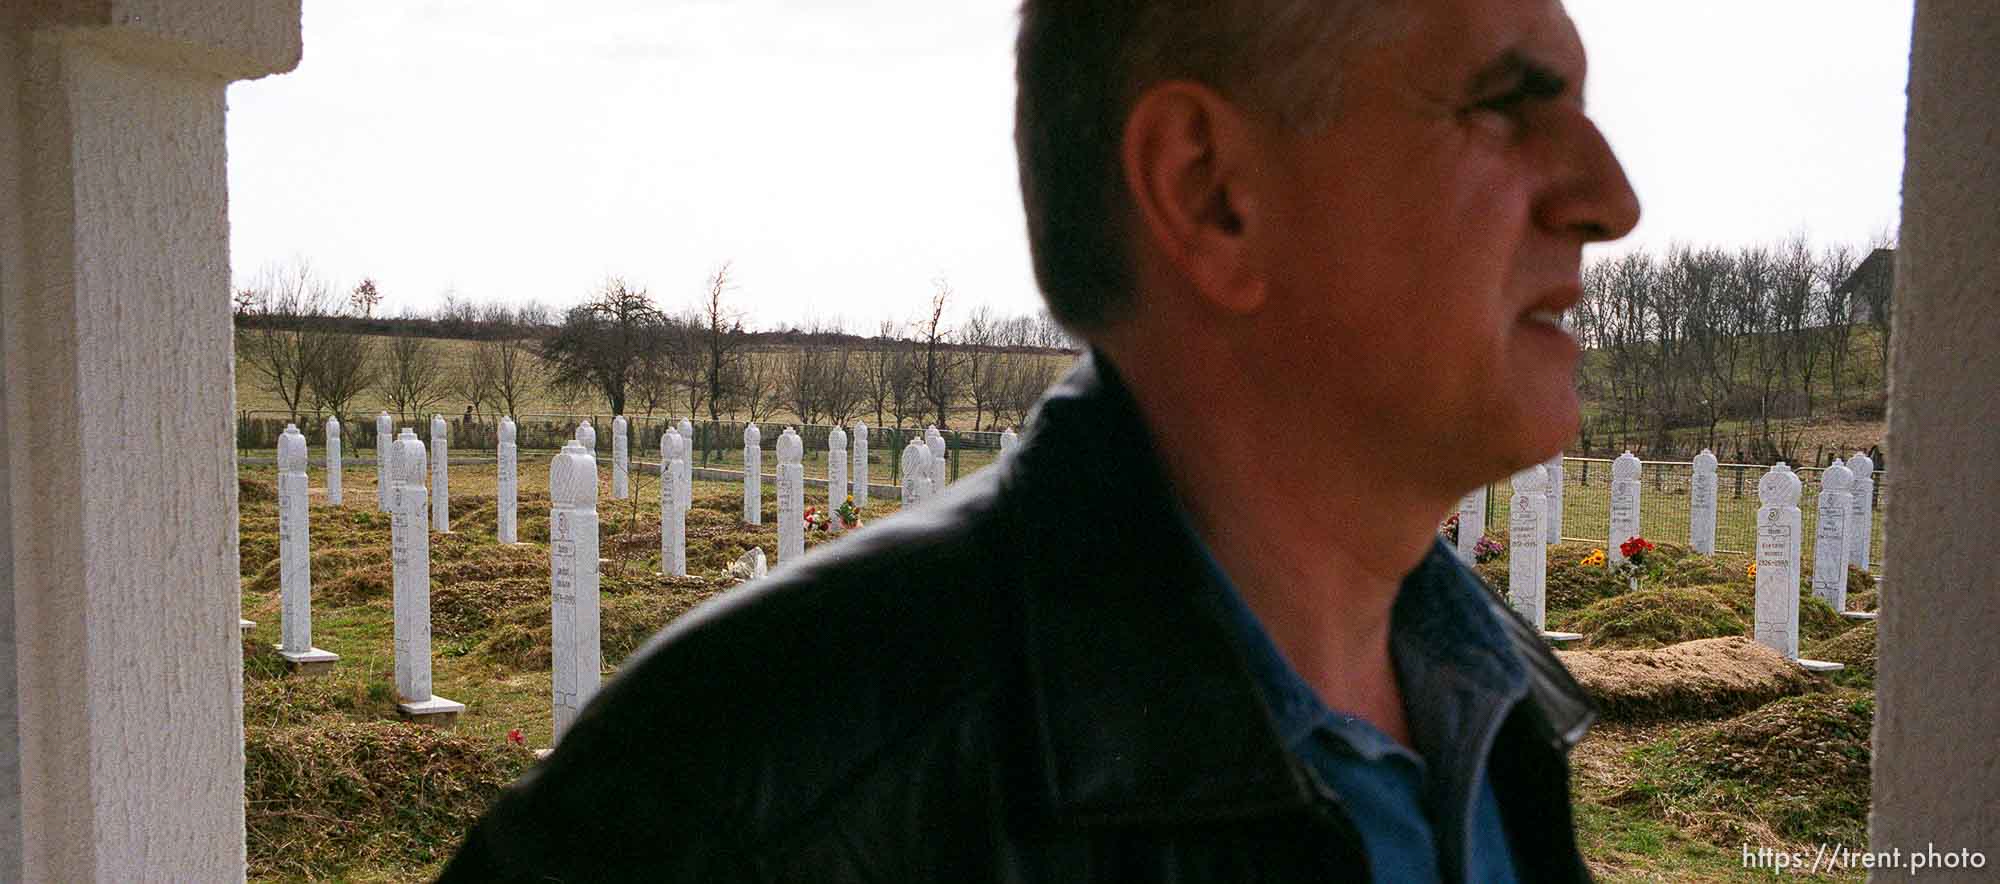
[240,459,1879,881]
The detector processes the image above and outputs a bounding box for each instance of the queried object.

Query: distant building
[1840,247,1895,325]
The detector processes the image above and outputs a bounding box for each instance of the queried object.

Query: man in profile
[443,0,1637,879]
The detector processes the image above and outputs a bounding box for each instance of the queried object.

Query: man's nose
[1535,115,1641,243]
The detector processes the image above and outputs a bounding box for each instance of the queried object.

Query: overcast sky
[226,0,1914,331]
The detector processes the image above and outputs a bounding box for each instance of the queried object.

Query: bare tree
[917,277,963,428]
[697,262,752,433]
[307,331,377,423]
[349,277,382,318]
[1814,243,1859,410]
[540,277,664,415]
[959,305,1003,430]
[377,318,455,421]
[239,258,339,422]
[735,351,781,422]
[473,334,542,417]
[783,336,827,425]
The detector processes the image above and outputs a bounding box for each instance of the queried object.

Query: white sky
[226,0,1914,331]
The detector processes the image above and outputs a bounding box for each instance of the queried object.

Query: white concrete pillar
[828,426,849,532]
[1812,462,1854,612]
[611,414,629,500]
[324,416,342,506]
[852,421,870,508]
[429,414,450,534]
[576,418,596,452]
[497,417,519,545]
[661,430,688,577]
[1689,448,1718,555]
[676,419,694,522]
[1455,485,1486,564]
[678,417,694,465]
[1507,466,1549,629]
[0,5,300,876]
[278,425,336,669]
[1607,451,1642,564]
[376,411,393,512]
[777,428,805,562]
[550,441,602,741]
[392,430,463,719]
[901,437,930,505]
[1753,465,1803,660]
[1543,453,1564,544]
[743,423,762,525]
[1845,451,1875,573]
[926,426,947,491]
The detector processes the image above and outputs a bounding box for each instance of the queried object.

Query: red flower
[507,728,525,746]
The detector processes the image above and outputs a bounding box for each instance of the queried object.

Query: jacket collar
[998,352,1595,827]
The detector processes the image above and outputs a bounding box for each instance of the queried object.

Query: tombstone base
[396,695,466,726]
[534,748,553,760]
[1797,659,1846,673]
[1541,631,1584,643]
[1840,610,1879,621]
[278,646,340,676]
[239,619,255,632]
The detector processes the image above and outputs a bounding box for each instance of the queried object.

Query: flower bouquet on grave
[1579,548,1606,568]
[1613,535,1659,590]
[1473,534,1505,564]
[803,506,830,533]
[835,496,862,531]
[1745,561,1758,581]
[1439,513,1460,546]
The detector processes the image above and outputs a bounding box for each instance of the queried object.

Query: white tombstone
[375,412,393,512]
[676,418,694,522]
[1001,426,1019,456]
[1812,462,1855,612]
[742,423,763,525]
[549,441,602,741]
[901,437,929,505]
[576,418,596,451]
[1689,448,1719,555]
[926,426,947,492]
[776,428,805,562]
[324,416,343,506]
[852,421,870,508]
[277,425,337,670]
[1507,466,1576,641]
[610,415,629,500]
[1607,451,1642,564]
[827,426,849,532]
[391,429,464,719]
[497,417,519,544]
[660,429,688,577]
[1753,465,1841,671]
[429,414,450,534]
[1454,485,1486,564]
[1847,452,1876,573]
[1543,453,1564,544]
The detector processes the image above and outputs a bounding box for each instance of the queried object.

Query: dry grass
[1560,637,1820,723]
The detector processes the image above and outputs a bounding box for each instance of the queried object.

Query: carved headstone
[926,427,947,492]
[777,428,805,561]
[1690,448,1719,555]
[742,423,762,525]
[392,429,463,721]
[661,429,688,577]
[375,412,393,512]
[278,425,337,671]
[1455,485,1486,564]
[498,417,519,544]
[549,441,601,740]
[576,418,595,452]
[1753,465,1802,659]
[1507,466,1549,629]
[1812,462,1854,612]
[1001,427,1019,456]
[901,437,929,505]
[1846,452,1876,573]
[611,415,629,500]
[1607,451,1642,564]
[324,416,343,506]
[852,421,870,508]
[1543,453,1564,544]
[677,418,694,521]
[429,414,450,534]
[827,426,849,532]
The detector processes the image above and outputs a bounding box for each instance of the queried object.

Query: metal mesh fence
[1480,457,1887,574]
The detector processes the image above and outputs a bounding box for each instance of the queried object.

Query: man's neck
[1100,344,1457,748]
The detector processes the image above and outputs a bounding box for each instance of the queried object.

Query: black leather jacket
[441,355,1598,883]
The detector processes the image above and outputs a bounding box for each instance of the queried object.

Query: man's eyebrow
[1467,48,1572,101]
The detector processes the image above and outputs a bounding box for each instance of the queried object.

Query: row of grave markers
[266,413,1024,739]
[1470,449,1879,672]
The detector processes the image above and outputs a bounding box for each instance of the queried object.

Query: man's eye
[1474,90,1531,116]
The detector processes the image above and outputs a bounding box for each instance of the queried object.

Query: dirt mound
[1545,550,1630,612]
[1805,622,1877,688]
[243,668,398,727]
[239,475,277,504]
[476,581,725,671]
[244,545,391,594]
[1617,691,1873,846]
[1847,588,1878,612]
[1567,586,1746,650]
[244,718,532,880]
[431,576,550,640]
[1658,555,1736,587]
[1559,637,1819,723]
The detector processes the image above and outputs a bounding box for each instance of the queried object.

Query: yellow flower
[1746,561,1758,580]
[1579,549,1606,567]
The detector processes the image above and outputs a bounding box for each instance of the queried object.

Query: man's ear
[1120,82,1268,314]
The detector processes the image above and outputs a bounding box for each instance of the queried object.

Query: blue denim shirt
[1189,531,1528,883]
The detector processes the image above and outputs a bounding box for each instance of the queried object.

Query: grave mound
[1805,622,1878,688]
[238,475,277,504]
[1566,586,1746,649]
[245,718,532,881]
[1558,637,1818,722]
[476,580,726,671]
